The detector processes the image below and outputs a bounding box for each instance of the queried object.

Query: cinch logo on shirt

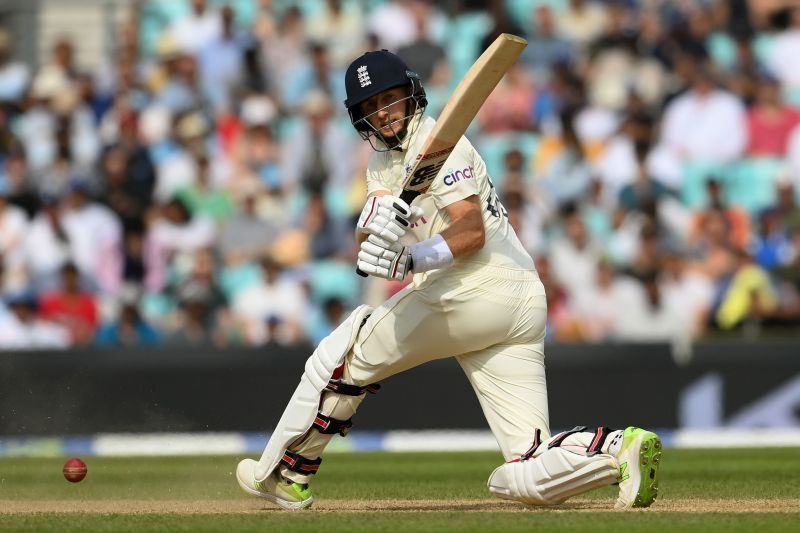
[442,166,475,186]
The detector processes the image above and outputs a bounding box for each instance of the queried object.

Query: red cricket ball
[62,457,87,483]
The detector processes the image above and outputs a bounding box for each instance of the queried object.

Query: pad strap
[521,429,544,461]
[312,413,353,436]
[547,426,589,449]
[325,379,381,396]
[280,450,322,476]
[586,426,611,456]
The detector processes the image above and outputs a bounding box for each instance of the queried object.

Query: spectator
[751,208,793,270]
[149,37,203,115]
[477,63,535,133]
[281,90,354,194]
[147,195,215,255]
[170,248,227,317]
[658,67,747,164]
[24,193,70,289]
[521,5,574,78]
[569,259,641,342]
[165,287,219,346]
[534,108,592,210]
[175,154,234,223]
[1,147,38,217]
[169,0,221,55]
[534,254,571,343]
[709,248,778,331]
[228,110,281,193]
[688,179,751,253]
[549,204,600,299]
[306,296,346,345]
[302,192,351,261]
[0,291,70,349]
[231,255,308,346]
[397,3,446,84]
[280,42,344,113]
[99,136,156,228]
[217,181,284,266]
[366,0,418,50]
[95,303,161,347]
[60,180,123,293]
[618,142,673,213]
[0,183,28,292]
[660,253,714,339]
[39,263,99,345]
[765,7,800,102]
[556,0,608,48]
[612,269,689,342]
[0,29,30,102]
[305,0,365,70]
[746,74,800,157]
[257,5,306,97]
[788,122,800,185]
[198,5,246,114]
[775,178,800,234]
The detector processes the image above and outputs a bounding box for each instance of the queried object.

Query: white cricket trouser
[349,264,549,460]
[286,265,549,473]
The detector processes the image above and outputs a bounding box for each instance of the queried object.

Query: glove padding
[357,234,413,281]
[357,195,424,243]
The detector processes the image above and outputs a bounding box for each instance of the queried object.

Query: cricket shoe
[614,427,662,509]
[236,458,313,510]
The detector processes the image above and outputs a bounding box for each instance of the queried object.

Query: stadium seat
[475,132,540,188]
[445,12,493,86]
[308,259,360,305]
[727,157,785,214]
[680,161,731,208]
[505,0,568,30]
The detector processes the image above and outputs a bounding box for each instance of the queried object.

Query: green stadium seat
[445,12,493,85]
[727,157,785,213]
[309,259,360,305]
[707,32,737,71]
[505,0,568,30]
[475,132,540,188]
[680,160,731,208]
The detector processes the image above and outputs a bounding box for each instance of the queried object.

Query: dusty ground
[1,499,798,514]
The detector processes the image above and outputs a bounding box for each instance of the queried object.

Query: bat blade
[398,33,527,203]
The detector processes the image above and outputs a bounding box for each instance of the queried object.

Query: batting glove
[356,196,423,243]
[357,234,413,281]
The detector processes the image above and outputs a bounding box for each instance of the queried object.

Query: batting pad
[487,447,619,506]
[254,304,373,481]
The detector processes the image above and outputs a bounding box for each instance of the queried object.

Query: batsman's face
[361,87,408,138]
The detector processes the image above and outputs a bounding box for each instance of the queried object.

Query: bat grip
[400,189,420,205]
[355,190,422,278]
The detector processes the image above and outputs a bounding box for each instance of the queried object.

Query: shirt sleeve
[427,137,480,210]
[365,152,394,196]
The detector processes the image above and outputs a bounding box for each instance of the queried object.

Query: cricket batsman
[236,50,661,510]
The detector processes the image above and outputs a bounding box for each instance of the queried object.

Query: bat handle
[356,267,367,277]
[400,189,420,205]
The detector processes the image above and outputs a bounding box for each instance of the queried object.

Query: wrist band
[409,234,454,273]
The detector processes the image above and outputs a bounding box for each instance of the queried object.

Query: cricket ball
[62,457,87,483]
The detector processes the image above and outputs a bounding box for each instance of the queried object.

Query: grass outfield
[1,448,799,531]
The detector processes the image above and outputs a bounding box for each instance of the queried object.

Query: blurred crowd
[1,0,800,350]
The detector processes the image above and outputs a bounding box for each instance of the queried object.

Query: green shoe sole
[632,431,662,508]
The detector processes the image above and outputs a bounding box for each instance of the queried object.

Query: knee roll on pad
[487,447,619,506]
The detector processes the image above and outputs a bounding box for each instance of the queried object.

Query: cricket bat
[357,33,528,277]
